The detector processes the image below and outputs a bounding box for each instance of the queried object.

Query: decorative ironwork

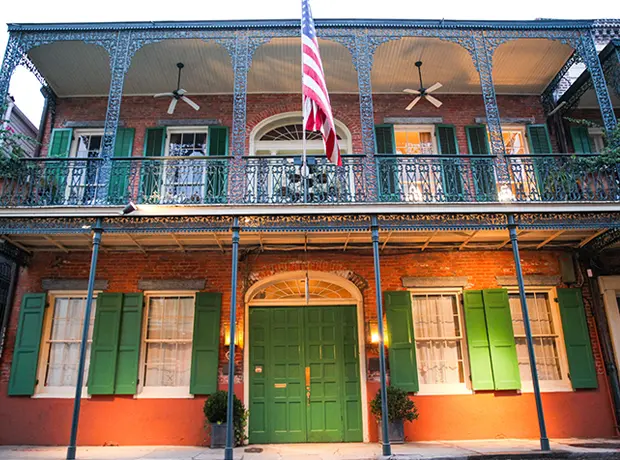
[0,33,25,108]
[541,51,581,113]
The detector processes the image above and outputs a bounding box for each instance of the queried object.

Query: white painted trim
[243,270,369,442]
[599,276,620,386]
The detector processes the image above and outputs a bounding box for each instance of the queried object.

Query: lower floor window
[412,292,466,389]
[509,291,563,382]
[142,294,195,389]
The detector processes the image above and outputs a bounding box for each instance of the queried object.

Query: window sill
[520,382,573,393]
[134,387,194,399]
[33,389,91,399]
[416,385,473,396]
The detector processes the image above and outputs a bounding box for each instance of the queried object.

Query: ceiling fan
[154,62,200,114]
[403,61,443,110]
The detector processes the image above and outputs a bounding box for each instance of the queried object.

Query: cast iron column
[507,214,550,451]
[67,219,103,460]
[224,217,240,460]
[371,215,391,456]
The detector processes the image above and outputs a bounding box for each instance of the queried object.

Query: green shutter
[557,288,598,389]
[462,291,495,390]
[109,128,135,205]
[384,291,418,392]
[570,126,593,154]
[526,124,552,154]
[207,126,229,156]
[436,124,459,155]
[114,294,144,394]
[141,127,166,203]
[8,294,46,396]
[375,125,395,154]
[48,128,73,158]
[190,293,222,395]
[88,294,123,395]
[482,289,521,390]
[466,126,489,155]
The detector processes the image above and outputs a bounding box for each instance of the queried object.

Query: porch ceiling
[573,86,620,109]
[3,228,607,254]
[26,36,574,98]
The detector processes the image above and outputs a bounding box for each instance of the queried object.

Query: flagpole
[300,6,308,204]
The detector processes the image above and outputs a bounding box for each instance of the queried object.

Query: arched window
[250,112,352,156]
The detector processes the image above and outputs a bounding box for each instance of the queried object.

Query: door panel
[248,306,362,444]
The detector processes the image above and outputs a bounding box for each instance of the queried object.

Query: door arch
[243,271,369,442]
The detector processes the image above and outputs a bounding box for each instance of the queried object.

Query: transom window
[140,294,195,396]
[260,124,325,142]
[411,291,468,394]
[36,293,97,396]
[509,290,568,389]
[394,126,436,155]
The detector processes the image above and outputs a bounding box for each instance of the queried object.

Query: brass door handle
[305,366,311,405]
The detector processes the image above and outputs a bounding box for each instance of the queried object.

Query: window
[411,291,469,394]
[508,289,570,391]
[394,125,436,155]
[163,128,208,203]
[68,130,105,204]
[588,128,605,153]
[501,126,528,155]
[36,292,97,397]
[139,293,195,397]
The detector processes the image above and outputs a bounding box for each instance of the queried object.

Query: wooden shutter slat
[557,288,597,389]
[8,294,47,396]
[463,290,495,390]
[436,124,459,155]
[466,126,489,155]
[114,294,144,394]
[48,129,73,158]
[374,125,395,154]
[141,127,166,202]
[570,126,593,154]
[208,127,229,156]
[88,293,123,395]
[190,293,222,395]
[109,128,135,205]
[526,124,552,154]
[482,289,521,390]
[384,291,419,392]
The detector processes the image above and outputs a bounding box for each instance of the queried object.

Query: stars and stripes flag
[301,0,342,166]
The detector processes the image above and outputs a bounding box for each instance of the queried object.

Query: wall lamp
[223,322,244,349]
[368,320,388,345]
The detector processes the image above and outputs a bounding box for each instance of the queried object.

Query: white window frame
[588,127,605,153]
[507,286,572,393]
[66,129,105,204]
[136,291,196,399]
[409,288,472,395]
[500,124,529,155]
[34,290,100,399]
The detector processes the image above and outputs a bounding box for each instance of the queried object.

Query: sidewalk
[1,439,620,460]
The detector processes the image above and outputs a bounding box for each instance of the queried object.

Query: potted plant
[203,390,248,449]
[370,386,419,444]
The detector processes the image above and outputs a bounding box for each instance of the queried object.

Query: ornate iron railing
[0,154,618,207]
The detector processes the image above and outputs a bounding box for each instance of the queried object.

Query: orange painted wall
[0,249,616,445]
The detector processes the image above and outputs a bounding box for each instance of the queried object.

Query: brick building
[0,16,619,454]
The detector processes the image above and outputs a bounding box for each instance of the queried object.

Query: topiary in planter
[370,386,419,443]
[203,390,248,448]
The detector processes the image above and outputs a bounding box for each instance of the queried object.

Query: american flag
[301,0,342,166]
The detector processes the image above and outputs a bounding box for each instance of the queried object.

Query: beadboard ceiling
[27,36,574,97]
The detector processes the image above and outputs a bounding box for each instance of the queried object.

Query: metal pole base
[66,446,76,460]
[541,437,551,451]
[224,446,234,460]
[381,442,391,456]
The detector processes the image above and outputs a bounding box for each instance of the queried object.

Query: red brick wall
[0,249,615,445]
[41,93,551,157]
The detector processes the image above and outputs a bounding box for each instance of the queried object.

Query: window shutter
[141,127,166,203]
[465,126,489,155]
[48,128,73,158]
[526,124,552,154]
[208,127,229,156]
[557,288,597,389]
[114,294,144,394]
[190,292,222,395]
[109,128,135,205]
[384,291,419,392]
[8,294,47,396]
[436,124,459,155]
[88,293,123,395]
[374,125,395,154]
[143,127,166,157]
[570,126,593,154]
[482,289,521,390]
[462,291,495,390]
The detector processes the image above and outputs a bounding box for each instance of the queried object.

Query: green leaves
[369,386,419,423]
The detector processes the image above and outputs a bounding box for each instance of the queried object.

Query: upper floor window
[501,126,528,155]
[394,125,436,155]
[166,128,208,157]
[71,130,103,158]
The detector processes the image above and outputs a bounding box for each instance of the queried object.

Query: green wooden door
[249,306,362,444]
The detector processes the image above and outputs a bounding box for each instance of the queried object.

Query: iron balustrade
[0,154,618,207]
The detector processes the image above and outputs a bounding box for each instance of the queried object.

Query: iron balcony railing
[0,154,618,207]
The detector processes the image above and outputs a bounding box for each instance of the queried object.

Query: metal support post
[371,215,391,457]
[67,218,103,460]
[224,217,240,460]
[507,214,550,451]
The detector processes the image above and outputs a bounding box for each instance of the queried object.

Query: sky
[1,0,619,125]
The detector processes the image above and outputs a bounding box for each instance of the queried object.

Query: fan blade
[403,88,421,94]
[177,88,187,95]
[425,82,443,93]
[167,98,178,114]
[425,94,443,108]
[405,96,422,111]
[154,92,174,98]
[181,96,200,111]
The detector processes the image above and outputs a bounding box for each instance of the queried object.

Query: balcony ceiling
[574,86,620,109]
[27,37,573,98]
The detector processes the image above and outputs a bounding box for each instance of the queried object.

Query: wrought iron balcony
[0,154,618,208]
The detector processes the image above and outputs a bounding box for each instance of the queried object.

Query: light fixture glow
[498,184,515,203]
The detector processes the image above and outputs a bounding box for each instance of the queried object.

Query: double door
[248,306,362,443]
